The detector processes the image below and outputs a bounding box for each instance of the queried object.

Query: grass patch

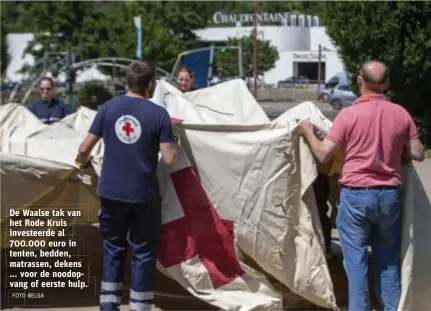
[425,149,431,159]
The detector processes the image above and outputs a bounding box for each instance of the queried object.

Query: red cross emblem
[158,167,245,288]
[122,122,134,136]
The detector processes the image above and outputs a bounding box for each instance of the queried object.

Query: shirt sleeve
[405,114,419,139]
[159,109,175,143]
[326,109,349,147]
[88,104,107,137]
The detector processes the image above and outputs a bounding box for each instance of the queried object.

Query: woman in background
[176,66,194,93]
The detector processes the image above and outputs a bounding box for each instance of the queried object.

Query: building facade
[6,11,345,86]
[195,11,345,85]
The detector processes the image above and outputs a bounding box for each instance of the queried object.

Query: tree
[76,81,113,110]
[0,1,25,32]
[321,1,431,147]
[1,21,9,77]
[90,1,184,72]
[14,1,213,77]
[15,1,101,75]
[0,0,13,78]
[214,35,279,78]
[13,1,323,79]
[139,1,212,51]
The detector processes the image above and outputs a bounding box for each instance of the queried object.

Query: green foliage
[1,21,8,76]
[0,1,25,32]
[3,1,322,79]
[321,1,431,147]
[14,1,100,75]
[12,1,212,76]
[3,1,323,32]
[0,1,13,77]
[214,36,279,77]
[76,81,113,111]
[140,1,211,51]
[92,2,184,71]
[414,112,431,150]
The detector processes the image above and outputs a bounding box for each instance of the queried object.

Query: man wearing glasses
[27,77,75,124]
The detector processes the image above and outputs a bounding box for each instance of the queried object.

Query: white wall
[324,53,345,82]
[5,33,109,83]
[195,25,311,51]
[264,52,293,84]
[6,34,35,82]
[195,25,345,84]
[267,50,343,84]
[310,27,337,51]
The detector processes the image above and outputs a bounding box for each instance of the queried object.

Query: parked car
[318,71,350,102]
[317,85,331,102]
[277,76,309,89]
[328,84,357,110]
[1,82,18,92]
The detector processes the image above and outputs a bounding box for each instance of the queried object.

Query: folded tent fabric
[1,79,430,311]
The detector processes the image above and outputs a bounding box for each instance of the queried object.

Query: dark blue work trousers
[98,197,161,311]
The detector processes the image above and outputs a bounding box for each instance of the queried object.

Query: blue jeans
[337,187,401,311]
[99,197,161,311]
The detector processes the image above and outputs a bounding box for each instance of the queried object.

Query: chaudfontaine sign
[211,11,320,27]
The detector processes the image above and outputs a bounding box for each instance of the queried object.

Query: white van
[318,71,351,102]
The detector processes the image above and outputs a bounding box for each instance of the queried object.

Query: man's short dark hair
[126,61,156,95]
[40,77,55,88]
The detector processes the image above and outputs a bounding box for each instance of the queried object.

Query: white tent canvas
[1,79,430,311]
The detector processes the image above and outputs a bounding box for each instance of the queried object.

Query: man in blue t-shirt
[76,60,178,311]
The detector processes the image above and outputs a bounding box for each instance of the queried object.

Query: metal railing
[10,57,173,105]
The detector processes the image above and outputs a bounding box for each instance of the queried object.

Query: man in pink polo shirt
[298,60,424,311]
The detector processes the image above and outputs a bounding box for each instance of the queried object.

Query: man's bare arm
[76,133,100,165]
[160,142,178,165]
[299,121,340,163]
[305,135,340,163]
[405,138,425,162]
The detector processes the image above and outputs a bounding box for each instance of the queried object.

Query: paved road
[414,160,431,201]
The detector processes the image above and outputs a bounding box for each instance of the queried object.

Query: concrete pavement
[413,160,431,200]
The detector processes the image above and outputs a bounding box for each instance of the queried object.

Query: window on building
[294,62,326,82]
